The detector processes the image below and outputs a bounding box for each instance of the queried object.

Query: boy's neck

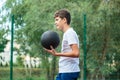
[63,24,70,32]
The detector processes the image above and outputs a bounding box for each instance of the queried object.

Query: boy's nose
[55,21,57,25]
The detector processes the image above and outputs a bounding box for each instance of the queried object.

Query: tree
[0,29,8,52]
[3,0,120,80]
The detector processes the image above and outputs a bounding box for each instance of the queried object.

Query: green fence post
[10,15,14,80]
[83,14,87,80]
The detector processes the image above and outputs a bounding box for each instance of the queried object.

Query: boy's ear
[63,17,67,23]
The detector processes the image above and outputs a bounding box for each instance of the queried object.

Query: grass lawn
[0,67,46,80]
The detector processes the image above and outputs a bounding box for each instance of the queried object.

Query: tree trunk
[51,56,56,80]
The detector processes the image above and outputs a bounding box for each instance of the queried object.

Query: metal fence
[0,9,120,80]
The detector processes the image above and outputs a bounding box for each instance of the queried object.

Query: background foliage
[0,0,120,80]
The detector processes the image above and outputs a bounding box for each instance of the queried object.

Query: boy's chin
[56,26,60,29]
[56,26,62,31]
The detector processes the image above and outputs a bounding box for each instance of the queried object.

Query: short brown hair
[54,9,71,25]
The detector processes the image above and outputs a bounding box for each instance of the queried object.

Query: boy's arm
[45,44,79,58]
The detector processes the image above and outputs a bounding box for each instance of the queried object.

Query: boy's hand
[44,46,57,56]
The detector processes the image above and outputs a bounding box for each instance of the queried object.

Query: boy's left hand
[44,46,57,56]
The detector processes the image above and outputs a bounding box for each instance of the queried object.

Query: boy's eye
[55,19,59,21]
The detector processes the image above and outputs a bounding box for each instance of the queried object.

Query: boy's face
[54,16,66,31]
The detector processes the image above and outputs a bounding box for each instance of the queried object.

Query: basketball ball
[41,30,60,50]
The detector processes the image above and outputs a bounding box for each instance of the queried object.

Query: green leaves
[2,0,120,79]
[0,29,8,52]
[0,38,8,52]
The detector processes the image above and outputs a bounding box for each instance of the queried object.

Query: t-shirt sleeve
[66,31,78,45]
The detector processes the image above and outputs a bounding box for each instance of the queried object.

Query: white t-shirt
[59,28,80,73]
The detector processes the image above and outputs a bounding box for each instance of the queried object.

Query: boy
[45,9,80,80]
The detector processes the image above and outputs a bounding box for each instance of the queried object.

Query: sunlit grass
[0,67,46,80]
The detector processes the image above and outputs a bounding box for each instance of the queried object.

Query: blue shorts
[56,72,80,80]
